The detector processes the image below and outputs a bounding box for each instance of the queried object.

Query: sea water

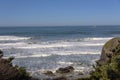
[0,26,119,74]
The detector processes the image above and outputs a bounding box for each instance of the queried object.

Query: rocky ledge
[32,66,89,80]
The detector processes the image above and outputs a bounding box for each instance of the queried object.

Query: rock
[0,58,19,80]
[43,71,54,76]
[0,50,37,80]
[78,72,84,75]
[98,37,120,65]
[89,37,120,80]
[53,76,67,80]
[0,50,3,58]
[56,66,74,74]
[30,77,39,80]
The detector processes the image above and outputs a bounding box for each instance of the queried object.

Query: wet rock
[43,71,55,76]
[53,76,67,80]
[56,66,74,74]
[0,50,3,58]
[78,72,84,75]
[30,77,39,80]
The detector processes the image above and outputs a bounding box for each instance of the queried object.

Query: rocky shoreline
[1,37,120,80]
[31,66,90,80]
[0,49,90,80]
[0,49,92,80]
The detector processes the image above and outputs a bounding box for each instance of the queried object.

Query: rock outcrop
[98,37,120,65]
[89,37,120,80]
[0,57,19,80]
[43,71,54,76]
[0,50,3,58]
[78,37,120,80]
[56,66,74,74]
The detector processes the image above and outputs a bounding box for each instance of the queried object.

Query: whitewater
[0,26,119,75]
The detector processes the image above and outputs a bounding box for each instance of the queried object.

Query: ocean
[0,26,119,74]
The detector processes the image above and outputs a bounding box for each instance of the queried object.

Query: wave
[57,61,74,65]
[0,42,26,46]
[3,50,100,59]
[0,42,27,49]
[82,37,113,41]
[16,44,71,49]
[0,27,118,75]
[4,54,51,59]
[82,43,104,46]
[10,42,103,50]
[0,36,108,58]
[0,36,31,41]
[0,40,105,50]
[52,51,100,55]
[64,37,112,42]
[91,37,113,40]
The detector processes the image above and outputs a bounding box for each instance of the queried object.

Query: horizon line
[0,25,120,27]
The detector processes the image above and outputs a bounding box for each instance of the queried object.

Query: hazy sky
[0,0,120,26]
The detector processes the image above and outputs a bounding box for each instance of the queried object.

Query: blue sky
[0,0,120,26]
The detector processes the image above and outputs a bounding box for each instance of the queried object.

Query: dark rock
[0,58,19,80]
[56,66,74,74]
[30,77,39,80]
[53,76,67,80]
[43,71,54,76]
[78,72,84,75]
[0,51,38,80]
[98,37,120,65]
[0,50,3,58]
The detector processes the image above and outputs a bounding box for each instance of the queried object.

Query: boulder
[43,71,54,76]
[89,37,120,80]
[52,76,67,80]
[0,58,19,80]
[56,66,74,74]
[98,37,120,65]
[0,50,3,58]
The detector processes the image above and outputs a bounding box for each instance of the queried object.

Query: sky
[0,0,120,26]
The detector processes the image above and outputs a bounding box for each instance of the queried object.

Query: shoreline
[31,67,91,80]
[1,37,120,80]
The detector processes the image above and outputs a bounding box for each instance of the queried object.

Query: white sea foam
[16,43,72,49]
[58,61,74,65]
[83,43,104,46]
[0,36,31,41]
[0,42,27,49]
[51,51,101,55]
[0,41,104,50]
[0,39,104,51]
[0,42,26,46]
[85,37,113,41]
[4,54,51,58]
[15,41,104,50]
[0,36,110,74]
